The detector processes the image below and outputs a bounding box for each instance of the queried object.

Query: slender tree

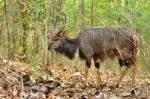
[117,0,122,24]
[91,0,94,27]
[17,0,29,61]
[74,0,77,34]
[81,0,85,29]
[45,0,51,65]
[33,1,40,55]
[4,0,11,58]
[125,0,134,30]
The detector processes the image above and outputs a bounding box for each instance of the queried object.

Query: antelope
[48,27,139,88]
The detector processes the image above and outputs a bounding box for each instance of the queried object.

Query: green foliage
[0,0,149,73]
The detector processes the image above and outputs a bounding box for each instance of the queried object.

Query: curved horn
[56,12,67,36]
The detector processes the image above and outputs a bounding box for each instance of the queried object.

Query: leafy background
[0,0,150,73]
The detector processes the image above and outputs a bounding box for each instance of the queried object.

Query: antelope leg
[84,66,89,85]
[131,66,136,87]
[93,58,101,86]
[116,66,128,88]
[96,68,101,86]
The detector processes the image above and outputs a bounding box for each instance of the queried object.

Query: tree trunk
[81,0,85,29]
[33,2,39,55]
[4,0,11,58]
[11,29,16,60]
[74,0,77,35]
[107,0,111,25]
[91,0,94,27]
[45,0,51,65]
[0,23,3,47]
[125,0,133,28]
[17,0,29,62]
[117,0,122,24]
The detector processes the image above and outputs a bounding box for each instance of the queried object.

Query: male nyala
[48,27,139,88]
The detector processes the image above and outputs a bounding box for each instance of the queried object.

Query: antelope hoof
[131,89,136,95]
[83,81,89,87]
[115,84,119,88]
[97,83,106,89]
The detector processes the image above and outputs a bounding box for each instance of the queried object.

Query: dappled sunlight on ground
[0,59,149,99]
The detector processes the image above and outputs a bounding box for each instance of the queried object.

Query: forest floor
[0,59,150,99]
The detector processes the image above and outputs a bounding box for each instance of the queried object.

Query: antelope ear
[60,30,68,37]
[47,32,53,39]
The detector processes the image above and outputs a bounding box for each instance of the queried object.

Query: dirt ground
[0,59,150,99]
